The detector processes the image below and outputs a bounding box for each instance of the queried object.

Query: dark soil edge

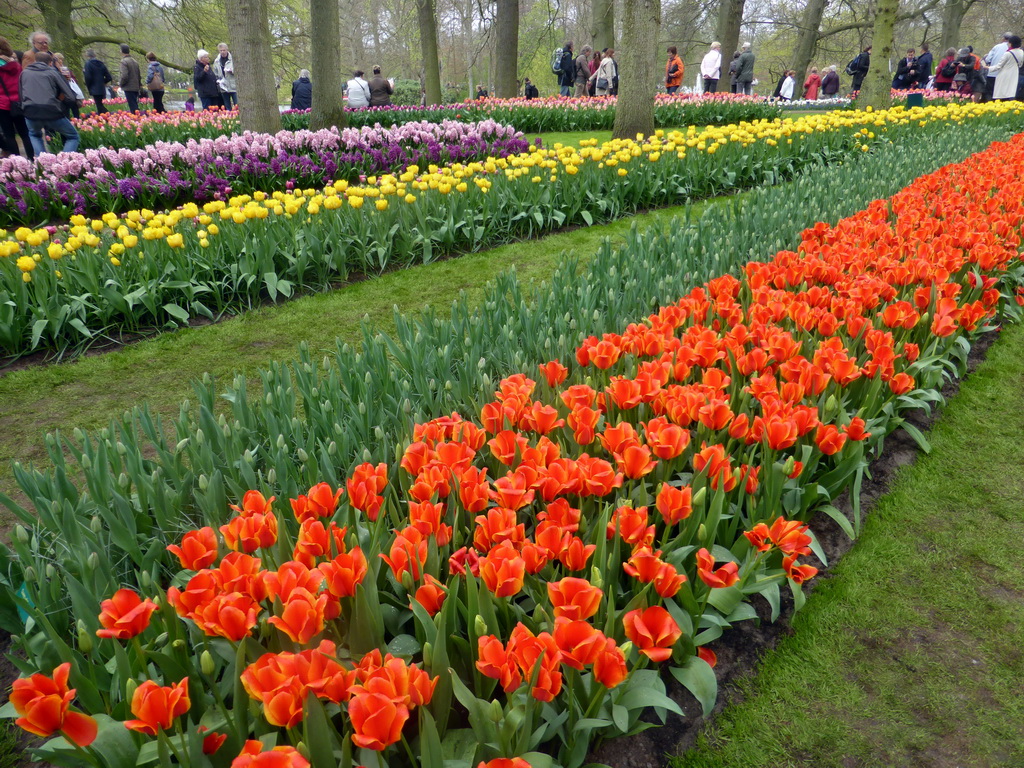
[589,329,1000,768]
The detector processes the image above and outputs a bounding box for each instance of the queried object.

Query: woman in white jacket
[700,42,722,93]
[589,51,616,97]
[986,35,1023,100]
[346,70,371,108]
[780,70,795,100]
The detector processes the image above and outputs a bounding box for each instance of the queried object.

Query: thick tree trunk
[310,0,346,130]
[592,0,615,52]
[790,0,828,92]
[613,0,660,140]
[462,0,475,96]
[224,0,282,133]
[939,0,969,53]
[493,0,519,97]
[417,0,443,104]
[714,0,746,64]
[861,0,896,109]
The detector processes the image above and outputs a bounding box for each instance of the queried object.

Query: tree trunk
[613,0,660,140]
[592,0,615,52]
[462,0,475,96]
[861,0,896,109]
[36,0,82,79]
[714,0,745,64]
[310,0,346,130]
[224,0,282,133]
[790,0,828,92]
[939,0,969,53]
[417,0,443,104]
[493,0,519,97]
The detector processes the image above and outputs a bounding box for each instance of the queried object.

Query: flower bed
[4,123,1024,768]
[0,120,528,226]
[2,102,1018,358]
[78,96,155,115]
[71,108,239,149]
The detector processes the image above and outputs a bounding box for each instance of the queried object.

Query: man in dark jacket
[736,42,755,95]
[557,41,574,96]
[915,43,933,87]
[118,44,141,113]
[368,65,393,107]
[850,46,870,92]
[524,78,539,99]
[19,51,79,153]
[82,49,112,114]
[290,70,312,110]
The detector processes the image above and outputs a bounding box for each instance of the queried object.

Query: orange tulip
[622,606,682,662]
[166,526,219,570]
[695,548,740,589]
[318,547,368,599]
[607,505,655,548]
[656,482,693,525]
[289,482,344,523]
[10,663,97,746]
[458,466,491,513]
[814,424,847,455]
[268,587,329,644]
[348,690,409,751]
[476,635,523,692]
[380,526,429,582]
[479,541,526,598]
[783,554,818,584]
[292,520,347,567]
[347,462,388,521]
[592,636,629,688]
[547,577,602,621]
[557,536,597,571]
[553,618,606,670]
[479,760,532,768]
[698,647,718,668]
[191,592,262,641]
[96,588,158,640]
[220,509,278,553]
[124,678,190,735]
[537,360,568,388]
[231,741,310,768]
[412,575,447,617]
[230,490,275,517]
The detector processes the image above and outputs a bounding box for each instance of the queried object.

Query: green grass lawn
[674,323,1024,767]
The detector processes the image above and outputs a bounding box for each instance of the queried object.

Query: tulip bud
[698,524,707,543]
[358,402,366,415]
[311,387,319,399]
[590,566,604,589]
[692,486,707,508]
[119,473,130,489]
[363,448,372,463]
[172,639,186,651]
[87,553,99,571]
[77,624,93,655]
[45,564,56,580]
[175,438,189,453]
[375,427,385,441]
[474,615,488,636]
[244,450,254,463]
[422,642,433,667]
[14,526,29,545]
[403,399,411,414]
[81,454,92,470]
[782,456,796,476]
[116,441,127,456]
[126,678,138,701]
[73,428,85,441]
[267,468,277,484]
[90,516,103,534]
[222,423,232,438]
[297,448,309,463]
[154,632,168,645]
[619,641,634,657]
[139,570,152,588]
[296,742,310,761]
[488,699,504,723]
[277,434,286,449]
[196,429,205,445]
[23,566,37,583]
[400,571,414,592]
[328,441,338,457]
[199,474,209,491]
[823,395,839,422]
[201,650,216,676]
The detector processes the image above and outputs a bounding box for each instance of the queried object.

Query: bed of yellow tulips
[2,101,1022,358]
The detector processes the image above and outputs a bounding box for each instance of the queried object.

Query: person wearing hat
[368,65,393,107]
[982,33,1012,101]
[953,46,984,100]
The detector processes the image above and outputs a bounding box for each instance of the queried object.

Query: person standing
[728,51,741,92]
[736,42,755,95]
[28,31,51,55]
[820,65,840,97]
[368,65,393,106]
[982,33,1011,102]
[572,45,592,97]
[665,46,684,94]
[118,44,141,113]
[18,51,79,153]
[803,67,820,99]
[523,78,539,99]
[290,69,312,110]
[589,49,616,96]
[346,70,370,108]
[145,52,165,113]
[933,47,957,91]
[891,49,916,89]
[83,49,111,114]
[557,41,575,97]
[213,42,237,109]
[193,50,222,109]
[53,53,82,118]
[700,42,722,93]
[0,36,33,159]
[915,43,933,87]
[849,45,870,92]
[985,35,1023,101]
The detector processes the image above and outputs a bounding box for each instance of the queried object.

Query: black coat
[915,51,933,84]
[193,60,220,98]
[290,77,312,110]
[83,58,112,97]
[557,49,575,87]
[892,57,916,88]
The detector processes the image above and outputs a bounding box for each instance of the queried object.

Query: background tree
[715,0,745,62]
[614,0,660,139]
[493,0,520,96]
[417,0,443,103]
[224,0,282,132]
[309,0,346,129]
[861,0,897,108]
[592,0,614,51]
[789,0,829,91]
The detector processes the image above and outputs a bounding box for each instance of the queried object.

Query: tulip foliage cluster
[1,102,1018,359]
[5,127,1024,768]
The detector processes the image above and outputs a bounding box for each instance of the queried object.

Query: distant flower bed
[0,119,528,225]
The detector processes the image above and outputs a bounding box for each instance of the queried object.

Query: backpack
[551,48,565,75]
[844,54,860,76]
[940,61,957,78]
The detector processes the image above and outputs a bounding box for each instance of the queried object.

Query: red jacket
[666,55,684,87]
[0,59,21,111]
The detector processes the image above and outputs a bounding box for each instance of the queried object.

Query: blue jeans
[560,85,571,97]
[667,85,680,94]
[124,90,139,113]
[221,91,237,109]
[25,116,80,154]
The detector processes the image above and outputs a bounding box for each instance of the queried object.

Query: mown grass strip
[675,322,1024,768]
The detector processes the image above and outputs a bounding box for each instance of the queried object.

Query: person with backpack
[554,41,574,97]
[665,46,684,94]
[847,45,870,92]
[934,47,957,91]
[82,49,111,114]
[985,35,1023,101]
[523,78,539,99]
[145,52,165,113]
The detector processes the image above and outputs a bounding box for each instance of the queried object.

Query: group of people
[915,34,1023,101]
[770,66,840,101]
[555,43,619,98]
[192,44,237,110]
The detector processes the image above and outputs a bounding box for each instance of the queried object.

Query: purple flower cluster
[0,120,527,225]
